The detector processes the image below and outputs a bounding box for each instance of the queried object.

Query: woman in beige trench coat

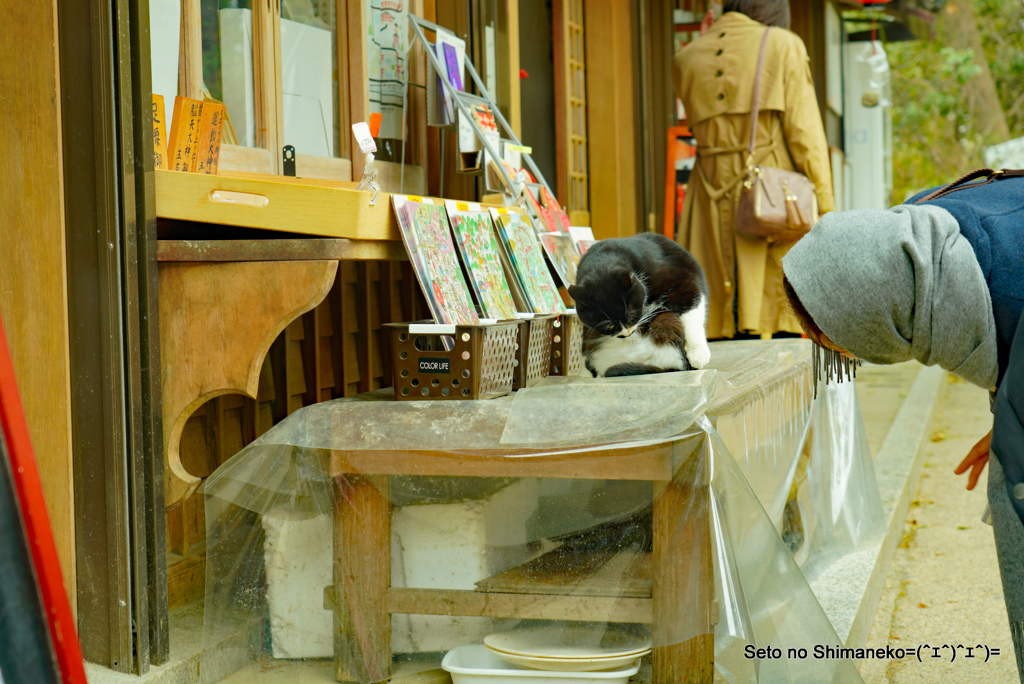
[673,0,834,339]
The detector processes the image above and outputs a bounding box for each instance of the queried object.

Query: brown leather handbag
[735,28,819,242]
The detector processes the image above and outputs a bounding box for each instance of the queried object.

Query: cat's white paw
[686,341,711,369]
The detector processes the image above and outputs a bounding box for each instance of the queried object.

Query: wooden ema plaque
[166,96,225,174]
[152,94,169,170]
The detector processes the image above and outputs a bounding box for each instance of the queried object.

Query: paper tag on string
[352,122,377,154]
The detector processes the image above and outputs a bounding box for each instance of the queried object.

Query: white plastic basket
[441,645,641,684]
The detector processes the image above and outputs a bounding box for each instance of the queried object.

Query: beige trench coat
[673,12,834,338]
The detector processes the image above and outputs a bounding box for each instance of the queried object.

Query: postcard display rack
[375,17,586,402]
[408,16,555,207]
[388,189,572,401]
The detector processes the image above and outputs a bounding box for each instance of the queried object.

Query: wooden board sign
[152,94,169,170]
[168,95,204,173]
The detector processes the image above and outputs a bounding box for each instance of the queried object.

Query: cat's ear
[620,272,634,289]
[567,284,581,301]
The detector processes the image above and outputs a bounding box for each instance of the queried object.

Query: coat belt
[691,139,778,320]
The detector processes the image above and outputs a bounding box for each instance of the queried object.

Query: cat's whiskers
[635,297,668,329]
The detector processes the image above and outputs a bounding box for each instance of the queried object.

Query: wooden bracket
[159,259,339,507]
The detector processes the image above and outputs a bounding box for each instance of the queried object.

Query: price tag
[456,202,470,211]
[352,122,377,154]
[408,196,424,203]
[496,208,509,214]
[505,143,533,154]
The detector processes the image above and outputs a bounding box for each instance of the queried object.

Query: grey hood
[782,204,998,389]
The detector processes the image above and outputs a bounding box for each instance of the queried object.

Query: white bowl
[442,645,641,684]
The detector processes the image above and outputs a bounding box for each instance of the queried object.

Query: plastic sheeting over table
[201,340,882,683]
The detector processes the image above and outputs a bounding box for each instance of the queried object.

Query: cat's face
[568,271,647,338]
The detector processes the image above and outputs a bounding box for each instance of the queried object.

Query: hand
[699,9,715,35]
[954,429,992,491]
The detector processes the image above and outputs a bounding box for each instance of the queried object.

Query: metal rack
[406,15,557,204]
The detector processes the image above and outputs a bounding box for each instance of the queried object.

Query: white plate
[485,650,645,672]
[483,625,652,661]
[486,643,651,660]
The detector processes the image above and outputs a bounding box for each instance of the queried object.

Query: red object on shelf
[368,112,383,138]
[0,317,87,684]
[519,69,529,79]
[664,124,697,240]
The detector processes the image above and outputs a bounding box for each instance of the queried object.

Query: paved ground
[860,375,1019,683]
[854,362,920,458]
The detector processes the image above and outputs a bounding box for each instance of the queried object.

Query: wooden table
[330,434,715,684]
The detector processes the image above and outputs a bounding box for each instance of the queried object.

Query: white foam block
[262,479,540,657]
[391,478,539,652]
[263,508,333,659]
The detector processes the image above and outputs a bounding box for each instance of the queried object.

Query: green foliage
[974,0,1024,134]
[888,43,986,200]
[886,0,1024,201]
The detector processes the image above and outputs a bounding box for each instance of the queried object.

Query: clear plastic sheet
[705,340,816,529]
[798,381,886,580]
[200,342,876,683]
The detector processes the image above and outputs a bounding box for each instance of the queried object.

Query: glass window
[203,0,256,148]
[281,0,342,158]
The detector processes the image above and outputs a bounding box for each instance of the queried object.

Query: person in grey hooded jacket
[780,172,1024,681]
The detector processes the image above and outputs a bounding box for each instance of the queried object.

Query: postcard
[490,209,566,315]
[392,195,479,325]
[446,202,519,320]
[538,232,580,287]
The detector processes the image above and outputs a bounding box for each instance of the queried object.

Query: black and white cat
[567,233,710,378]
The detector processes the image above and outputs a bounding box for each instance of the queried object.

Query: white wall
[842,41,893,209]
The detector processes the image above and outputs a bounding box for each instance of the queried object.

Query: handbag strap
[746,28,772,166]
[913,167,1024,203]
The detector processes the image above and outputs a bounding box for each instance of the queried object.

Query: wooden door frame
[582,1,642,240]
[57,0,167,670]
[0,0,77,654]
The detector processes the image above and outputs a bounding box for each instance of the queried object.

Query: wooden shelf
[157,238,407,262]
[476,545,652,599]
[385,587,653,624]
[154,169,401,240]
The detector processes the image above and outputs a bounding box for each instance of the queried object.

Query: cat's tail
[604,361,693,377]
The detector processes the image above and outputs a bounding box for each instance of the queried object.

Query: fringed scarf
[811,344,860,398]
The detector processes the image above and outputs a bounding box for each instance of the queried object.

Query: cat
[566,233,710,378]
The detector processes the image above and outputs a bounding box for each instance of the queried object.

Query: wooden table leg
[652,453,714,683]
[333,474,390,683]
